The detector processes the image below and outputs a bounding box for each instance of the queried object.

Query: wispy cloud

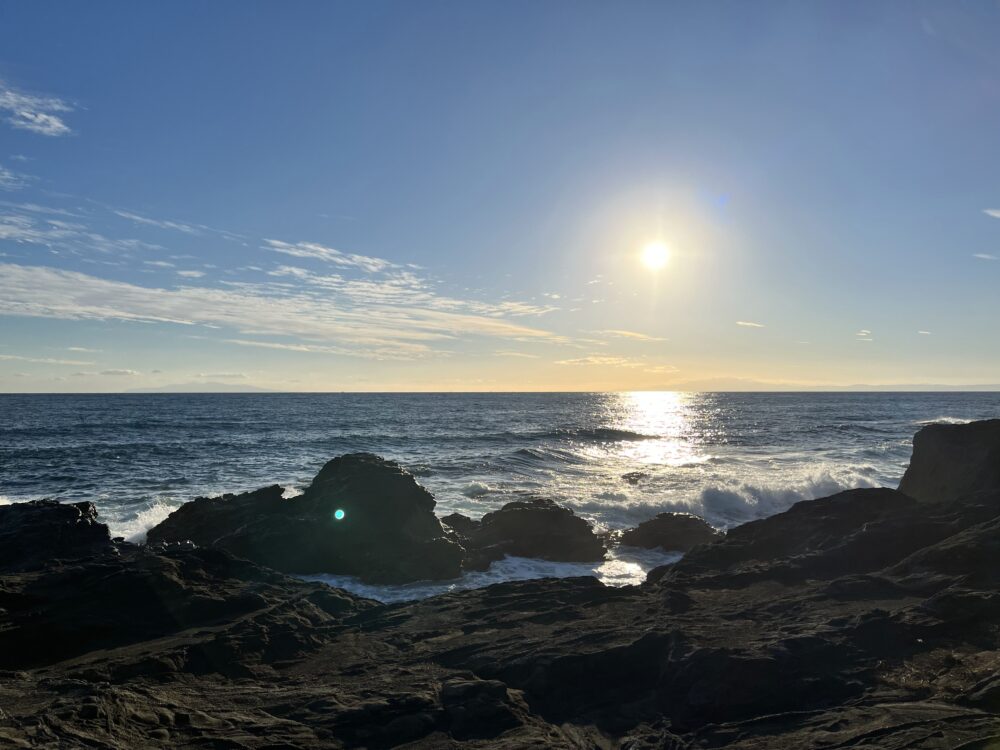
[983,209,1000,219]
[71,369,140,377]
[222,338,364,357]
[592,329,668,341]
[265,239,396,273]
[856,329,872,336]
[555,355,652,367]
[112,209,245,241]
[0,163,31,191]
[973,253,998,261]
[0,210,162,256]
[736,321,765,328]
[196,372,247,379]
[67,346,101,352]
[494,350,540,358]
[177,270,205,278]
[0,353,93,366]
[556,356,635,366]
[553,354,677,372]
[0,80,73,136]
[0,263,569,360]
[114,210,201,235]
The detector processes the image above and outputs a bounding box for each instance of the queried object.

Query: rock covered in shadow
[147,453,464,584]
[899,418,1000,503]
[620,512,721,552]
[0,500,114,573]
[465,497,606,563]
[440,512,480,538]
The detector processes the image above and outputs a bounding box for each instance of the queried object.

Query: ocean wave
[915,416,973,426]
[570,466,882,531]
[596,490,629,503]
[510,447,588,465]
[544,427,658,442]
[461,481,491,498]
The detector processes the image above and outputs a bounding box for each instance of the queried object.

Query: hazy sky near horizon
[1,1,999,392]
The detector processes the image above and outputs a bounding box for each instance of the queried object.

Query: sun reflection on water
[608,391,703,466]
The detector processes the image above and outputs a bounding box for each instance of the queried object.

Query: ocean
[2,391,998,601]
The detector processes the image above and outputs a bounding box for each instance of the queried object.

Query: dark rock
[467,497,606,562]
[0,540,375,671]
[620,512,721,552]
[899,418,1000,503]
[440,512,480,537]
[663,488,927,586]
[0,500,113,572]
[147,453,464,584]
[440,678,521,738]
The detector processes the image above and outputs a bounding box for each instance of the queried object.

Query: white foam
[596,490,629,502]
[568,466,881,531]
[915,416,973,426]
[299,546,681,603]
[104,500,180,543]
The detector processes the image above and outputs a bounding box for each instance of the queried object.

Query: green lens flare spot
[334,509,346,521]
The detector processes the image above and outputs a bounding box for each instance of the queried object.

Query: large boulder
[467,498,606,562]
[147,453,464,584]
[899,419,1000,503]
[620,512,721,552]
[0,500,113,573]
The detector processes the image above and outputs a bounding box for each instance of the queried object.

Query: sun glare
[641,242,669,270]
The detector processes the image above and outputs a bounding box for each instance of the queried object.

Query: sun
[641,241,669,270]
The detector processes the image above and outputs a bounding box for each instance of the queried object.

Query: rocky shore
[1,419,999,748]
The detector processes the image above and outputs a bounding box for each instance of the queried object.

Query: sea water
[2,391,998,601]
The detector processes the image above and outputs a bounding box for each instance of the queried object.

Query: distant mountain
[125,382,274,393]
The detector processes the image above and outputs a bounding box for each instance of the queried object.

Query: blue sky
[1,1,999,391]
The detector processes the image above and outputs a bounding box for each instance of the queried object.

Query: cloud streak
[0,263,568,360]
[736,321,765,328]
[592,329,668,341]
[0,80,73,136]
[265,239,396,273]
[0,353,94,366]
[0,164,31,191]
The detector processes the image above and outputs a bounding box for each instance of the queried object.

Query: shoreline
[0,419,999,747]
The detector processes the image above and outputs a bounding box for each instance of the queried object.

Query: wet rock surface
[899,418,1000,503]
[147,453,464,584]
[466,497,607,562]
[2,419,1000,747]
[619,512,721,552]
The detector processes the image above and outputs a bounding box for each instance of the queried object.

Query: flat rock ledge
[1,418,999,748]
